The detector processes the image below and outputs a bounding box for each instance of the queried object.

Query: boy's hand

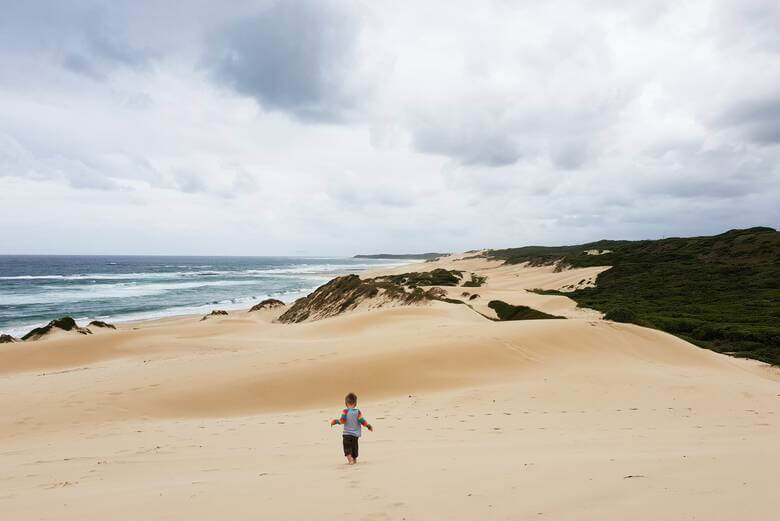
[367,424,373,432]
[329,419,339,426]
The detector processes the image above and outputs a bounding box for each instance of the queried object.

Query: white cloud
[0,0,778,255]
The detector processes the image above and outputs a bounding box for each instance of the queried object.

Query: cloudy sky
[1,0,778,255]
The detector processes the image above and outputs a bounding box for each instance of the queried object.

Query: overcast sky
[1,0,778,255]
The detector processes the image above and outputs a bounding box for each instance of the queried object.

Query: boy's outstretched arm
[358,411,374,432]
[329,409,348,427]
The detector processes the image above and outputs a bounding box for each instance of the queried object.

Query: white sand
[1,255,778,520]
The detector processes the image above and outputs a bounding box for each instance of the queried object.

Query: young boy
[329,392,373,464]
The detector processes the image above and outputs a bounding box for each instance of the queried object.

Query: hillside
[488,227,780,365]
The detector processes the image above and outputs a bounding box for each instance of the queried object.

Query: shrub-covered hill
[488,227,780,365]
[278,269,480,323]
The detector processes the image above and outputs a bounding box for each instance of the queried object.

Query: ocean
[0,255,408,338]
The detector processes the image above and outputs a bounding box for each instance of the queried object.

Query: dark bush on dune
[488,300,565,321]
[88,320,116,329]
[22,317,93,341]
[278,273,453,324]
[249,298,285,312]
[462,274,487,287]
[378,268,464,287]
[604,308,637,323]
[201,310,229,321]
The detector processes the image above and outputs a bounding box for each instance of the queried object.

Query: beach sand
[1,255,778,520]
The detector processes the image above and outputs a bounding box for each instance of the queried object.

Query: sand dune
[1,255,778,520]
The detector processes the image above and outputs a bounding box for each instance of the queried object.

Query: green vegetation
[278,274,446,323]
[528,288,564,295]
[488,227,780,365]
[488,240,630,267]
[21,316,92,340]
[488,300,565,321]
[378,268,464,287]
[603,308,638,323]
[462,274,487,287]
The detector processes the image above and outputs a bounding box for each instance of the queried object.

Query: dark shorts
[343,434,359,458]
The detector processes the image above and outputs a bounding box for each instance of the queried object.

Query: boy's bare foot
[346,455,355,465]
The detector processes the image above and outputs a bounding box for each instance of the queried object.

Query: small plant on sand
[462,274,487,287]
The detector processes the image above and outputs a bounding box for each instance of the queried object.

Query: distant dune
[354,252,448,259]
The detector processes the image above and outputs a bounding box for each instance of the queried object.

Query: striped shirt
[337,407,368,437]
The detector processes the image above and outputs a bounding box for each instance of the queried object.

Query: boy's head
[345,392,357,407]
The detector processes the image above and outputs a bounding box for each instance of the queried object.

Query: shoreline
[0,257,419,339]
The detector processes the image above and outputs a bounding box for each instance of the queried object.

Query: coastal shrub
[201,310,229,321]
[488,227,780,365]
[528,288,564,295]
[21,316,91,341]
[278,273,448,323]
[488,300,565,321]
[379,269,464,287]
[604,308,637,323]
[88,320,116,329]
[249,298,285,312]
[462,274,487,287]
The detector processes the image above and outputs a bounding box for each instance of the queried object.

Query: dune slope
[0,255,778,520]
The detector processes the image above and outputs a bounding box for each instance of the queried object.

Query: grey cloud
[0,133,122,191]
[412,121,521,167]
[550,141,591,170]
[173,171,207,194]
[231,171,259,194]
[713,0,780,53]
[409,101,526,167]
[207,0,361,123]
[0,1,778,255]
[646,178,761,199]
[410,103,614,169]
[63,53,104,80]
[635,145,779,199]
[717,95,780,144]
[122,92,154,110]
[0,1,155,81]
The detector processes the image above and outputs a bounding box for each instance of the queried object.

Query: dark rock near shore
[88,320,116,329]
[21,317,93,341]
[0,334,20,343]
[201,310,229,321]
[249,298,285,312]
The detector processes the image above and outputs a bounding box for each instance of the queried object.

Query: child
[329,392,373,464]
